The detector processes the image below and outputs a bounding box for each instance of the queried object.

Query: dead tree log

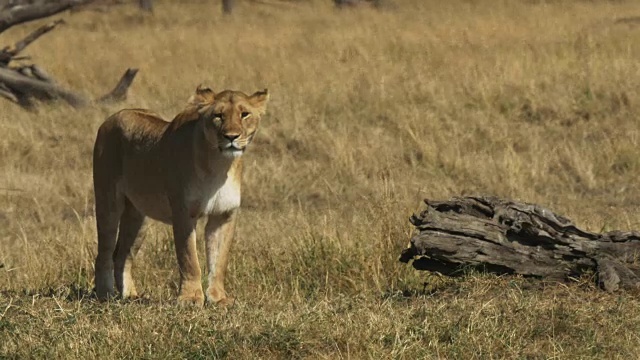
[399,196,640,292]
[0,1,138,110]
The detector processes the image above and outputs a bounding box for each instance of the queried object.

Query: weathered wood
[0,0,91,34]
[0,66,88,107]
[97,68,138,103]
[0,82,19,103]
[399,196,640,292]
[0,65,138,109]
[0,20,65,65]
[0,2,138,110]
[30,65,55,83]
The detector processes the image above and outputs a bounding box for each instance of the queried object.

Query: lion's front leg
[204,211,237,306]
[171,207,204,307]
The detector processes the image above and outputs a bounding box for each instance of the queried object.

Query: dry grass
[2,0,640,358]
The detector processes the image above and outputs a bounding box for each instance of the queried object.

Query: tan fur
[93,86,269,306]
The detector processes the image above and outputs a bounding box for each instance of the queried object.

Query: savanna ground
[1,0,640,358]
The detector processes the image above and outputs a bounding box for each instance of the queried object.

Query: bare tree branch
[0,66,88,107]
[30,65,55,83]
[0,82,19,103]
[97,68,138,103]
[0,20,65,65]
[0,1,137,110]
[0,0,92,34]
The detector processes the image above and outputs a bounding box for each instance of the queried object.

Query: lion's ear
[249,89,269,115]
[188,84,215,106]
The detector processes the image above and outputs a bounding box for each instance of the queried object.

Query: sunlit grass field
[2,0,640,358]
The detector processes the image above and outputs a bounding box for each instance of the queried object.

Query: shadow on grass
[0,283,154,305]
[385,268,595,302]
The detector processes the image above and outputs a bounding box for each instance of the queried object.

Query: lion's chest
[187,176,241,218]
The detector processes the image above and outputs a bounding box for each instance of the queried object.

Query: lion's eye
[241,112,251,119]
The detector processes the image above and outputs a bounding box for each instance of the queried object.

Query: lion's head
[188,85,269,158]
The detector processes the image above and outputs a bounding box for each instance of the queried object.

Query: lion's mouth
[220,144,245,157]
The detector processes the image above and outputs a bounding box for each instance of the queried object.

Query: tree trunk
[139,0,153,12]
[399,196,640,292]
[334,0,390,9]
[222,0,234,14]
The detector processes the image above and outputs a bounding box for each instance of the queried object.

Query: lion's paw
[177,289,205,307]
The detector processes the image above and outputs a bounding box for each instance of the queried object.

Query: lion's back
[93,109,169,185]
[99,108,167,141]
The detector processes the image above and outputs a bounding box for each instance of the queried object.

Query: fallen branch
[0,66,138,110]
[0,19,65,65]
[399,196,640,292]
[0,82,19,103]
[0,66,88,107]
[30,65,56,83]
[0,7,138,110]
[98,68,139,103]
[0,0,92,34]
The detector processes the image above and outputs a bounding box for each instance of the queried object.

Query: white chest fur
[206,177,241,214]
[187,176,241,217]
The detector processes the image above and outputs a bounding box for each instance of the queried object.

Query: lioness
[93,85,269,306]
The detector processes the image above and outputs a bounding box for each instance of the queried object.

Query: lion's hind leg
[113,198,146,299]
[93,122,125,301]
[94,182,124,301]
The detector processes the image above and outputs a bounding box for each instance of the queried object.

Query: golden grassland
[2,0,640,357]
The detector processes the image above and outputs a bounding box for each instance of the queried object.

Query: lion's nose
[224,134,240,141]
